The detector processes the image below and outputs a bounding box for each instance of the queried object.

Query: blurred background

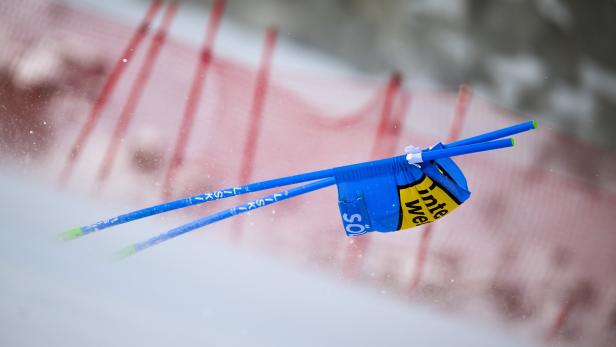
[219,0,616,148]
[0,0,615,346]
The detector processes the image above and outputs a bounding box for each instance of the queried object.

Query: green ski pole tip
[59,227,83,241]
[511,138,516,147]
[114,245,137,259]
[532,120,537,129]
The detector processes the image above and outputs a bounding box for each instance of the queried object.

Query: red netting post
[446,84,472,144]
[547,299,575,341]
[95,2,178,190]
[161,0,225,201]
[380,90,411,157]
[232,27,278,242]
[370,72,404,158]
[57,0,163,187]
[409,83,472,293]
[546,280,595,341]
[342,72,403,280]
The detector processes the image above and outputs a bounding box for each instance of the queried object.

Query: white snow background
[0,168,537,346]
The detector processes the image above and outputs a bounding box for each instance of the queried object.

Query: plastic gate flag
[60,120,536,257]
[335,143,470,237]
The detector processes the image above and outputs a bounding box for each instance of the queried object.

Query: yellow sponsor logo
[398,175,460,230]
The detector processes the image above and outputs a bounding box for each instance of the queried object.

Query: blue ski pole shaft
[115,139,513,257]
[60,167,334,240]
[447,120,535,148]
[116,177,337,257]
[421,138,514,162]
[62,122,531,241]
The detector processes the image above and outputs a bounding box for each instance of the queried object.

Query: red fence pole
[409,84,472,293]
[232,27,278,242]
[546,280,595,341]
[238,27,278,187]
[342,72,403,279]
[58,0,162,187]
[95,2,178,189]
[370,72,403,159]
[547,299,575,340]
[161,0,225,201]
[380,90,411,157]
[446,84,472,144]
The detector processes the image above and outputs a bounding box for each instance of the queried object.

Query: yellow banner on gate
[398,175,461,230]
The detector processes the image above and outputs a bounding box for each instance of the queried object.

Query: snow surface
[0,170,538,347]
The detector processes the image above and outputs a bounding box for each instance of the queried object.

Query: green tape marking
[59,227,83,241]
[114,245,137,259]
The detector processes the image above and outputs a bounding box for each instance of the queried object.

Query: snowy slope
[0,171,537,347]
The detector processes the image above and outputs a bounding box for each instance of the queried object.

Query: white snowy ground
[0,170,539,347]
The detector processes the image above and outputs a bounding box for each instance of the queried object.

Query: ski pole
[60,167,334,240]
[116,176,337,257]
[61,121,532,240]
[116,138,516,256]
[406,138,515,164]
[447,120,535,148]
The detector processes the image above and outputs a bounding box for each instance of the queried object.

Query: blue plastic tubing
[123,138,515,254]
[71,121,532,237]
[129,177,337,254]
[447,120,535,147]
[421,138,514,162]
[75,167,335,237]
